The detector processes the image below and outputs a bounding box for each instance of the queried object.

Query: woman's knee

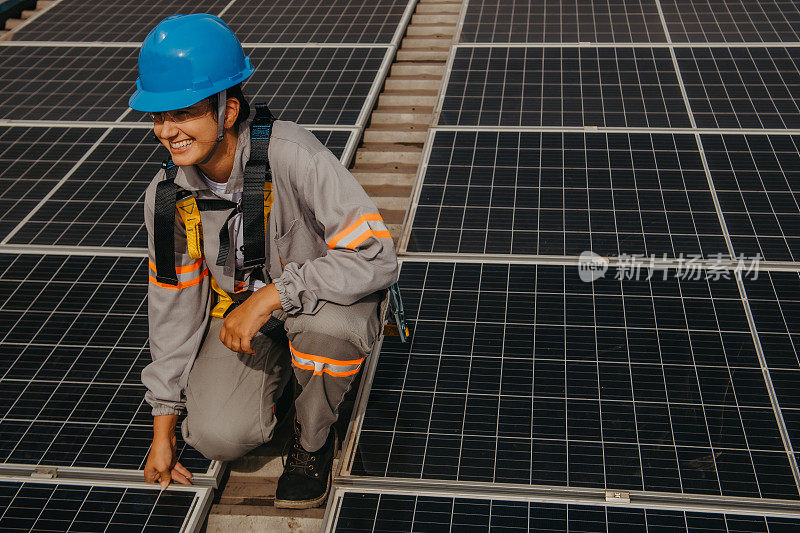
[286,295,382,357]
[181,410,264,462]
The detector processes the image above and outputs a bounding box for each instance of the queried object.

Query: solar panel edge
[324,486,800,533]
[344,260,800,504]
[0,476,213,533]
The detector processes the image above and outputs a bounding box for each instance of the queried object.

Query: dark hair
[209,83,250,130]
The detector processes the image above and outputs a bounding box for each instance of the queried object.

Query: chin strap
[197,88,227,165]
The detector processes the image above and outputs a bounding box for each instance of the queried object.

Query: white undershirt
[201,174,267,291]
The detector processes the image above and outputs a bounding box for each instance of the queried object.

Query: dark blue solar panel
[439,47,691,127]
[407,131,729,258]
[677,47,800,129]
[352,261,798,500]
[0,46,385,125]
[6,127,351,248]
[0,127,105,243]
[333,491,800,532]
[702,134,800,262]
[0,479,202,532]
[743,270,800,468]
[0,254,211,474]
[461,0,667,43]
[224,0,408,44]
[12,0,232,42]
[661,0,800,43]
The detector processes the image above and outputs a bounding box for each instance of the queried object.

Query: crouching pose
[129,14,398,508]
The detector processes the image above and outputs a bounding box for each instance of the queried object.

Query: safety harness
[152,103,409,341]
[153,103,275,322]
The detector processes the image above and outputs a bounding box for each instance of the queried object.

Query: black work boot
[274,419,337,509]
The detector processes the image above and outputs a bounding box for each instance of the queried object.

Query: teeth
[171,139,193,149]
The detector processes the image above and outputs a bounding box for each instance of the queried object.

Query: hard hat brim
[128,65,254,112]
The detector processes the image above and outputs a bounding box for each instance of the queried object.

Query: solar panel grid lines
[12,0,412,45]
[0,45,140,122]
[5,128,162,249]
[0,477,211,533]
[439,46,693,128]
[460,0,668,44]
[1,127,352,249]
[0,44,389,127]
[742,271,800,464]
[660,0,800,44]
[0,126,106,245]
[10,0,234,43]
[122,46,391,127]
[0,253,212,475]
[733,268,800,493]
[699,133,800,263]
[349,260,800,501]
[327,490,800,533]
[222,0,409,44]
[675,46,800,130]
[404,129,730,258]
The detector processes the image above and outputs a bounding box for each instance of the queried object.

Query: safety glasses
[150,99,212,124]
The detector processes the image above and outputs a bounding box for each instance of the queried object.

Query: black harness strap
[196,198,238,211]
[241,104,274,269]
[153,161,181,285]
[215,208,239,267]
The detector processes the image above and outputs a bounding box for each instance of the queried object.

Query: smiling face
[152,99,221,166]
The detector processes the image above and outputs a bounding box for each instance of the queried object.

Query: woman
[128,13,398,509]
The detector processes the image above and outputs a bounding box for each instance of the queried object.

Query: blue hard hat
[129,13,254,112]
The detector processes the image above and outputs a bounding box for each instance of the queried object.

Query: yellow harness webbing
[176,196,203,260]
[177,181,274,315]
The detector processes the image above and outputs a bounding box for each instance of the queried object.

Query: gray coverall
[141,117,398,456]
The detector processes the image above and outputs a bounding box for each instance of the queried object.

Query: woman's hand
[220,283,281,354]
[144,415,193,489]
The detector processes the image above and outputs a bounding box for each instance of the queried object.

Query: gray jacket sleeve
[274,150,399,315]
[141,172,211,416]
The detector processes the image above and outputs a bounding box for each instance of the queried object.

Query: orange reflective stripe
[346,228,392,250]
[290,354,361,377]
[327,213,384,249]
[148,258,203,275]
[289,343,365,366]
[291,359,316,372]
[321,366,361,377]
[149,268,209,290]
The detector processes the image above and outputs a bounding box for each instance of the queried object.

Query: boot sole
[273,475,330,509]
[273,433,337,509]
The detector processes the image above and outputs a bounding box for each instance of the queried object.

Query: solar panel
[0,45,385,126]
[701,134,800,262]
[460,0,667,43]
[223,0,408,44]
[661,0,800,43]
[406,131,728,258]
[676,47,800,129]
[123,46,388,126]
[0,254,212,475]
[12,0,232,42]
[0,478,210,532]
[742,271,800,462]
[0,126,105,243]
[6,127,352,249]
[350,261,798,500]
[329,491,800,532]
[6,128,161,248]
[439,47,691,127]
[0,46,139,122]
